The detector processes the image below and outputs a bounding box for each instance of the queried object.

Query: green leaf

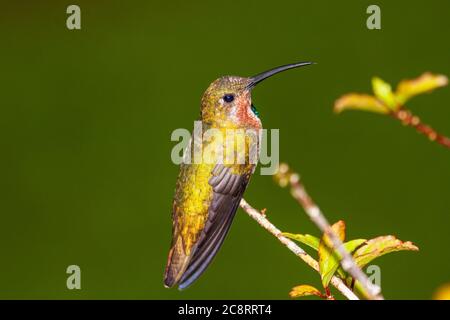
[282,233,320,251]
[289,285,324,298]
[353,235,419,268]
[372,77,398,110]
[334,93,389,114]
[395,72,448,104]
[318,221,346,288]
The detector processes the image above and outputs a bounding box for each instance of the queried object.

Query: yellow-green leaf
[353,235,419,268]
[372,77,398,110]
[289,285,323,298]
[336,239,367,278]
[282,233,320,251]
[318,221,346,288]
[344,239,367,252]
[334,93,389,114]
[322,221,346,248]
[395,72,448,104]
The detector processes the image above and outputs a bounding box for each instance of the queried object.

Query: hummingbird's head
[201,76,257,128]
[200,62,313,129]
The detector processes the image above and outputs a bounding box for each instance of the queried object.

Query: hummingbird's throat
[236,101,261,129]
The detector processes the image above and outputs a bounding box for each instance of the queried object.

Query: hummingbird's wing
[178,164,252,289]
[164,163,252,289]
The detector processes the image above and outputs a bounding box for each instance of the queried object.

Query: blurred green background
[0,0,449,299]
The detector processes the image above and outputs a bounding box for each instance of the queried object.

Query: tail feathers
[163,236,190,288]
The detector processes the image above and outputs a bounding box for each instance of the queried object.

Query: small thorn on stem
[260,208,267,217]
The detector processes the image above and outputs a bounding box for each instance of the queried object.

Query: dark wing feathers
[178,164,251,289]
[178,210,235,290]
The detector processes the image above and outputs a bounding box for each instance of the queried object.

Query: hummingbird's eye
[223,94,235,103]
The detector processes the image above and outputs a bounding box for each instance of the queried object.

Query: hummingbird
[164,62,313,289]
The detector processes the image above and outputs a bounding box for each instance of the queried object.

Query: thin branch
[239,198,359,300]
[275,164,384,300]
[392,109,450,149]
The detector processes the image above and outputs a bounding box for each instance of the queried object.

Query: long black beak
[247,61,314,89]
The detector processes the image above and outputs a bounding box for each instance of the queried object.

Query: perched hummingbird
[164,62,313,289]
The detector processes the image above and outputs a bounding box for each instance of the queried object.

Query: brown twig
[275,164,384,300]
[239,198,359,300]
[391,108,450,149]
